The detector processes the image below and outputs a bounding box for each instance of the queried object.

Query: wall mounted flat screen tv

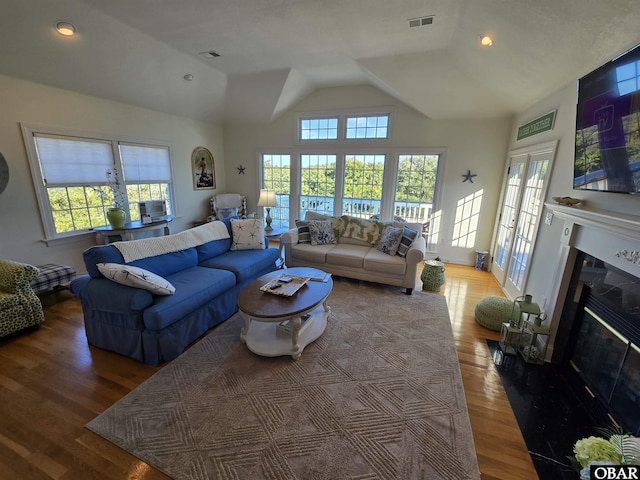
[574,44,640,194]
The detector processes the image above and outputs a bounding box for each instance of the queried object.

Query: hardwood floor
[0,264,537,479]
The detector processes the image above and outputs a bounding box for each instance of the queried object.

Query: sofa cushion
[216,207,238,220]
[200,248,280,283]
[290,243,335,263]
[364,249,407,275]
[97,263,176,295]
[142,266,236,331]
[84,245,126,278]
[129,248,199,278]
[196,237,233,263]
[376,226,403,256]
[326,244,371,268]
[230,219,266,250]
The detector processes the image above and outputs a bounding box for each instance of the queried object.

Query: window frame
[259,145,445,242]
[294,107,394,147]
[21,123,175,244]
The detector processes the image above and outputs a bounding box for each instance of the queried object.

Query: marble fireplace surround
[544,202,640,361]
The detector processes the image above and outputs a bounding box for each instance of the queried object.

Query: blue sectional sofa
[71,219,280,365]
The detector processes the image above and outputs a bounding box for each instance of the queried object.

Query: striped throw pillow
[396,226,418,257]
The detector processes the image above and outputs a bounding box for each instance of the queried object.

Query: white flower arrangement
[95,169,126,209]
[106,169,126,209]
[572,429,640,479]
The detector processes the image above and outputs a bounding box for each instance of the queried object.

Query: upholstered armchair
[207,193,247,222]
[0,260,44,338]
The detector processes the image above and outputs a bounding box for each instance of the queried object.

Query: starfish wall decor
[462,170,477,183]
[237,165,246,175]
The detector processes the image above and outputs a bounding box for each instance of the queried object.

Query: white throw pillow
[230,218,266,250]
[97,263,176,295]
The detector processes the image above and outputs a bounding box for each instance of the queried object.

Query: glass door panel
[491,158,525,285]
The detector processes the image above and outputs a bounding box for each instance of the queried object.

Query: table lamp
[257,189,276,231]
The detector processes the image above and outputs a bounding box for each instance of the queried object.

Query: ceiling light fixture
[183,74,194,81]
[480,34,493,47]
[199,50,221,59]
[56,21,76,36]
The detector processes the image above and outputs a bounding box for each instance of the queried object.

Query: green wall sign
[517,111,556,140]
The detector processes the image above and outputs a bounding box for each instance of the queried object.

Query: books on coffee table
[260,274,309,296]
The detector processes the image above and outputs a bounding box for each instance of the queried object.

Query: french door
[491,141,557,299]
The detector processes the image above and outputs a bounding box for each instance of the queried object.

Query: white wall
[504,81,640,308]
[0,74,225,274]
[224,85,512,265]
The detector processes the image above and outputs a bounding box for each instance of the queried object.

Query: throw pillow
[376,226,403,256]
[230,218,266,250]
[97,263,175,295]
[295,220,311,244]
[216,207,238,220]
[305,211,347,238]
[341,216,384,244]
[308,220,337,246]
[396,226,418,257]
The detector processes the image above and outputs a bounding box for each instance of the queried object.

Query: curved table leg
[239,311,250,344]
[291,316,302,360]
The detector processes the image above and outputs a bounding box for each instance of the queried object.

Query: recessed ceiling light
[183,74,194,81]
[480,34,493,47]
[56,21,76,36]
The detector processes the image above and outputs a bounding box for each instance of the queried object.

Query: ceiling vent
[200,50,221,58]
[408,16,434,28]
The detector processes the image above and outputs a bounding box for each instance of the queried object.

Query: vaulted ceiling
[2,0,639,124]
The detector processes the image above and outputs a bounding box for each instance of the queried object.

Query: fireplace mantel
[542,202,640,360]
[545,203,640,243]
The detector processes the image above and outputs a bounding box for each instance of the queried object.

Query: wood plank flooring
[0,264,537,479]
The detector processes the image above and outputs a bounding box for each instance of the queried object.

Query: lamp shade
[257,189,276,207]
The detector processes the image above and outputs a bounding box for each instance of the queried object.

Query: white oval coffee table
[237,267,332,360]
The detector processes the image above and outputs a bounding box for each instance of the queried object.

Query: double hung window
[22,124,173,241]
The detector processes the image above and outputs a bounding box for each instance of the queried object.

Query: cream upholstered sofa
[280,212,426,294]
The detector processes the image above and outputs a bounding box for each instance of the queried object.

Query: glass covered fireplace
[558,254,640,435]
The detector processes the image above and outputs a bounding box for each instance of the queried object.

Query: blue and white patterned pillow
[396,226,418,257]
[376,226,403,256]
[216,207,238,220]
[308,220,337,246]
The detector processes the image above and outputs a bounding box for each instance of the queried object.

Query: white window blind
[119,143,171,182]
[33,134,114,186]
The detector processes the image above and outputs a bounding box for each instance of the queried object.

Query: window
[300,154,336,217]
[266,109,441,238]
[22,125,173,240]
[299,117,338,140]
[345,115,389,139]
[342,154,385,217]
[394,155,438,223]
[119,143,172,221]
[616,60,640,95]
[261,154,291,229]
[297,112,390,142]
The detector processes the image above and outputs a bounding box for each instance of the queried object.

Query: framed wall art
[191,146,216,190]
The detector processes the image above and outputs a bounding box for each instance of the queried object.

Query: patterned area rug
[86,278,480,479]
